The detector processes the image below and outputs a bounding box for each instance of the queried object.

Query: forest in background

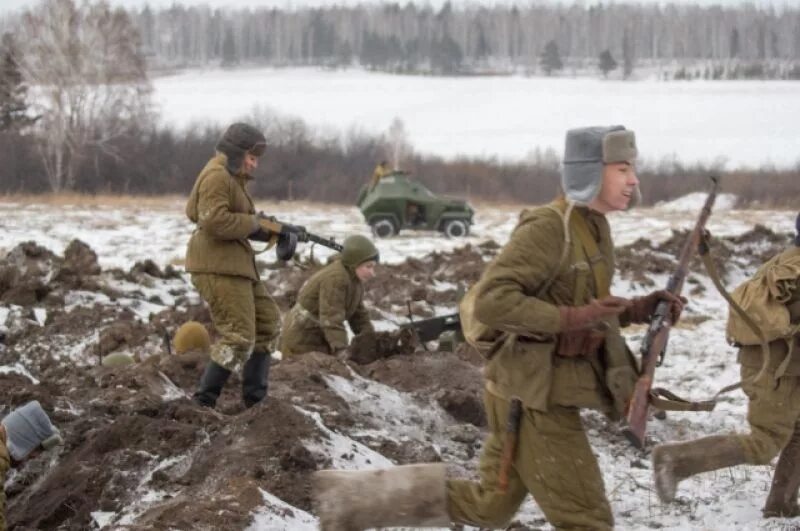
[0,0,798,204]
[127,2,800,79]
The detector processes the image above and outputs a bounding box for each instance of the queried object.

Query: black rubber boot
[242,349,271,408]
[193,361,232,408]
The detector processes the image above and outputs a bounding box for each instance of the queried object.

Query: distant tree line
[101,2,800,78]
[0,0,798,205]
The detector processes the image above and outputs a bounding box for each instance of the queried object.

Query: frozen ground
[152,67,800,168]
[0,196,798,530]
[0,195,794,270]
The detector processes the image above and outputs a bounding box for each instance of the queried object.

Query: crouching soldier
[653,212,800,516]
[279,235,377,356]
[312,126,685,530]
[1,401,63,528]
[185,122,281,409]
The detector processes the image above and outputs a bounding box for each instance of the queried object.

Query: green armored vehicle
[356,172,475,238]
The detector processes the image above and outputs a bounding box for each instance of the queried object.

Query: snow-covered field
[0,194,794,270]
[1,197,798,530]
[153,67,800,168]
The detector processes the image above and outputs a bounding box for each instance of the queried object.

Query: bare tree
[17,0,152,192]
[385,117,411,170]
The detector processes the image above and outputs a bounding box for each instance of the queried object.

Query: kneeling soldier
[280,234,377,356]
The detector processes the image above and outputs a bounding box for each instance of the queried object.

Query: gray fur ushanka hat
[2,400,62,461]
[561,125,638,205]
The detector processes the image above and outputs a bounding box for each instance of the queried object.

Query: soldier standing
[368,160,390,190]
[313,126,685,530]
[185,122,281,409]
[653,212,800,516]
[279,235,377,356]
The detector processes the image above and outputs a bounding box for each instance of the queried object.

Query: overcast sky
[0,0,790,15]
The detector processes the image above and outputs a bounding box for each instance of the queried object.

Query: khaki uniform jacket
[476,203,635,416]
[1,433,9,531]
[281,260,373,355]
[185,153,260,281]
[739,247,800,375]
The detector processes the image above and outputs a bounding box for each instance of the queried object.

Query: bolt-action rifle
[622,176,719,449]
[251,213,342,261]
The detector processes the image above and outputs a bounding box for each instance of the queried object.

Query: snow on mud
[0,196,797,530]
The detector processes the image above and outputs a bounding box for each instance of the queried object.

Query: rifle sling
[649,234,799,414]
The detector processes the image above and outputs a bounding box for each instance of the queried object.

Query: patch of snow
[297,406,394,469]
[90,511,115,528]
[33,308,46,326]
[0,363,39,384]
[657,192,738,212]
[247,488,317,531]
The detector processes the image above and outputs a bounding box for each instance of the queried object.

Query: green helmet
[341,235,379,268]
[173,321,210,355]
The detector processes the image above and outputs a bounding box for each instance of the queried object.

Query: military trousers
[739,364,800,465]
[191,273,280,371]
[279,304,331,356]
[447,391,613,531]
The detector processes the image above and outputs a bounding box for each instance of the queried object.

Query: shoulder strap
[570,211,611,299]
[544,199,610,301]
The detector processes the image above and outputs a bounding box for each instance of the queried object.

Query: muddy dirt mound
[5,351,328,530]
[616,226,793,287]
[355,352,486,427]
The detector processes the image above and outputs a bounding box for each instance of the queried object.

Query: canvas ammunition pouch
[556,328,606,358]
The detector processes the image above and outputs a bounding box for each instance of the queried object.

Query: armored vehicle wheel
[443,219,469,238]
[371,217,398,238]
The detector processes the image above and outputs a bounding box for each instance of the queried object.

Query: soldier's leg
[253,280,281,352]
[191,274,256,407]
[764,420,800,517]
[447,392,529,529]
[242,281,281,407]
[739,369,800,466]
[518,406,613,531]
[448,395,612,531]
[653,366,798,503]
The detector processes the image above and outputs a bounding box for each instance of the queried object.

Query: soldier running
[313,125,685,531]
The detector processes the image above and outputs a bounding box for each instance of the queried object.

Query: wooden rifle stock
[622,176,719,449]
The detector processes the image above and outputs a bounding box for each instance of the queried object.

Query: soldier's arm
[475,216,564,336]
[196,170,257,240]
[319,273,350,352]
[348,300,374,336]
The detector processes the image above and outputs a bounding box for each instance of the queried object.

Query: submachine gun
[622,176,719,449]
[251,213,343,261]
[401,302,462,350]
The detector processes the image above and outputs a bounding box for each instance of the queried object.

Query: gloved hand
[249,227,272,242]
[626,290,687,324]
[558,296,631,332]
